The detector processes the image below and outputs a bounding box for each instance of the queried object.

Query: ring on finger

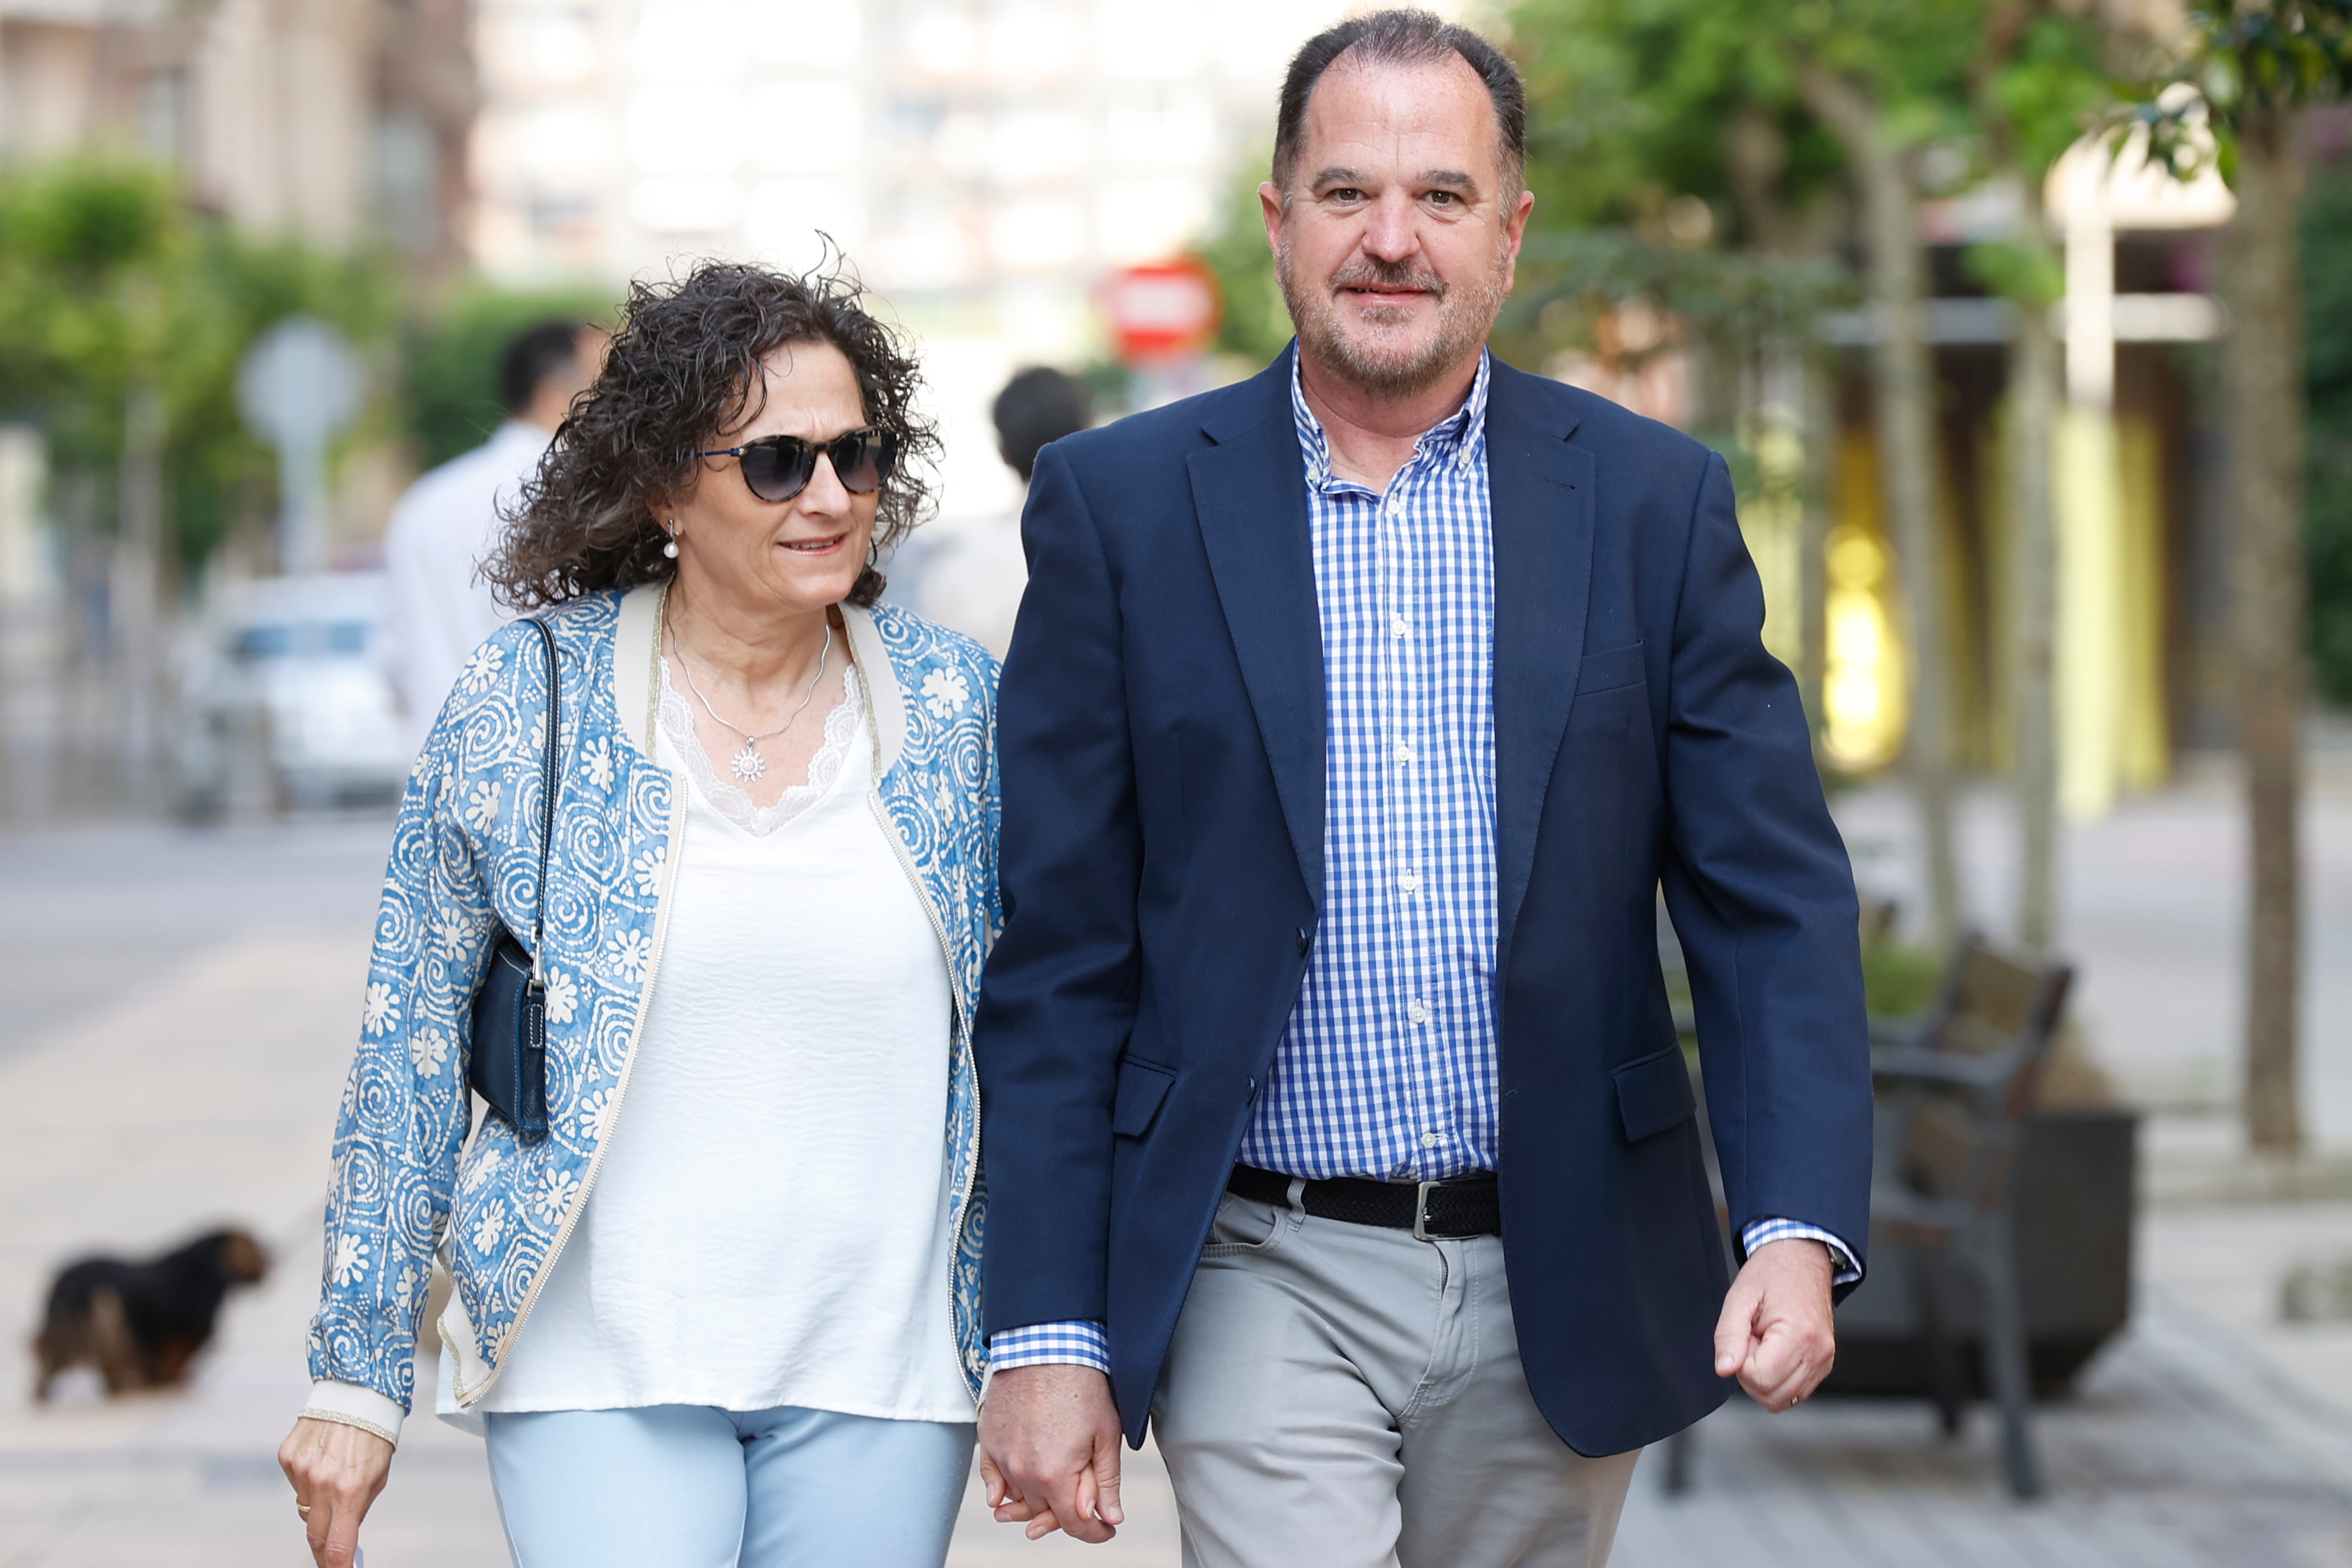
[296,1501,312,1516]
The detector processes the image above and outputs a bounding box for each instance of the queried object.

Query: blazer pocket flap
[1112,1058,1178,1139]
[1576,641,1647,694]
[1613,1046,1697,1142]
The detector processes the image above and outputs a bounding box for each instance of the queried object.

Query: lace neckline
[657,656,865,836]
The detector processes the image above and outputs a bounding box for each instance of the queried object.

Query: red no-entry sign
[1102,259,1222,363]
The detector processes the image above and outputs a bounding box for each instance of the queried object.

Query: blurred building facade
[0,0,474,266]
[467,0,1392,521]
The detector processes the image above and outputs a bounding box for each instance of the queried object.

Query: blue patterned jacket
[303,584,999,1432]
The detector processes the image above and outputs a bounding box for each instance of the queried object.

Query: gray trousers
[1151,1190,1641,1568]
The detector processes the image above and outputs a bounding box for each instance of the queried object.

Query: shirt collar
[1289,346,1492,492]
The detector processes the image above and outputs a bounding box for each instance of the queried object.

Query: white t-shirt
[477,664,973,1422]
[383,421,549,759]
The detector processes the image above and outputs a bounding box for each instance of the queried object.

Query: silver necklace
[671,621,833,783]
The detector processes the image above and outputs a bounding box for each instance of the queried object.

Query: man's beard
[1277,236,1511,399]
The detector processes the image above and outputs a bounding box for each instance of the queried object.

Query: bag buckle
[1412,1180,1440,1242]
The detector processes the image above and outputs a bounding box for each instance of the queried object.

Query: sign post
[1101,259,1223,410]
[237,317,364,575]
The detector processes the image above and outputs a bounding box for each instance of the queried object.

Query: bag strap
[522,616,559,985]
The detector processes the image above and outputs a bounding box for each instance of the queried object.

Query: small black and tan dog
[32,1228,270,1400]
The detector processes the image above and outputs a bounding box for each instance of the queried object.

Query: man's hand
[1714,1238,1837,1411]
[978,1364,1126,1543]
[279,1416,394,1566]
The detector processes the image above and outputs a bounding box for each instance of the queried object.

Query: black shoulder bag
[468,617,559,1143]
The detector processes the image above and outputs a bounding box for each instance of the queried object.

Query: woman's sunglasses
[696,427,897,504]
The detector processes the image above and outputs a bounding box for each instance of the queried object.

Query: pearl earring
[662,524,680,560]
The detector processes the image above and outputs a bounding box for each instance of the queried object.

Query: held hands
[279,1416,394,1567]
[1713,1238,1838,1412]
[978,1364,1126,1543]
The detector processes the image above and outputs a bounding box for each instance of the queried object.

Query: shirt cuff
[301,1379,405,1447]
[1740,1218,1863,1287]
[988,1320,1112,1376]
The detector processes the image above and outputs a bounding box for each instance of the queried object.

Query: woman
[279,260,998,1567]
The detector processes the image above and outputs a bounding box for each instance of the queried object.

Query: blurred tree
[404,281,616,469]
[1510,0,1983,949]
[0,159,396,574]
[1961,6,2117,958]
[0,157,394,808]
[2133,1,2352,1152]
[1197,159,1299,371]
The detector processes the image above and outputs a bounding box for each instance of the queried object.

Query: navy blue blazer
[973,348,1872,1457]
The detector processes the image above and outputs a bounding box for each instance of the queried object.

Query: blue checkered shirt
[990,353,1854,1379]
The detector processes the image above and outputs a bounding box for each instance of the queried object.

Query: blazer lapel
[1487,363,1594,970]
[1188,357,1326,908]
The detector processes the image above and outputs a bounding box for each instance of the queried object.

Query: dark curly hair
[488,258,939,609]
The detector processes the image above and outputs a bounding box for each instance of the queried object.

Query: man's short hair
[1271,9,1526,199]
[500,320,588,415]
[993,367,1092,482]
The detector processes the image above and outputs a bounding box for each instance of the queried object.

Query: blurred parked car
[178,572,409,814]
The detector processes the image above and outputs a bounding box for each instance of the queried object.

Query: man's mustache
[1327,260,1446,298]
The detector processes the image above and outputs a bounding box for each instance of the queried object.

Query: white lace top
[657,654,866,836]
[476,656,972,1421]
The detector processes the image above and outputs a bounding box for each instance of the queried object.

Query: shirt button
[1395,742,1414,764]
[1421,1131,1440,1150]
[1408,999,1430,1026]
[1399,869,1421,894]
[1392,614,1409,639]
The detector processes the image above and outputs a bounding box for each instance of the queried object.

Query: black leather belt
[1227,1163,1502,1239]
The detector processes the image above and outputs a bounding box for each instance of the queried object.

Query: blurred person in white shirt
[384,320,605,756]
[903,367,1090,658]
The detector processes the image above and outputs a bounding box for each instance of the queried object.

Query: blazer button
[1296,927,1312,956]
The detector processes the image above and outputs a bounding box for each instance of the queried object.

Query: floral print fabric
[306,591,1001,1412]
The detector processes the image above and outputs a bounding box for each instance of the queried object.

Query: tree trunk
[112,384,167,813]
[1798,61,1966,947]
[2225,102,2308,1152]
[2011,285,2061,955]
[1800,351,1835,737]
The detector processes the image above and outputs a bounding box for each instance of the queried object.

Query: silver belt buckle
[1412,1180,1440,1242]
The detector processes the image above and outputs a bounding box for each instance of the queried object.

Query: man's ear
[1259,181,1286,257]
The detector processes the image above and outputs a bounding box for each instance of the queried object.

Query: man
[904,366,1092,656]
[973,12,1871,1568]
[383,319,601,757]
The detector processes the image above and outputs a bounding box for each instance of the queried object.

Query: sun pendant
[729,743,767,782]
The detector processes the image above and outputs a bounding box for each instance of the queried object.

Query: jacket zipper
[859,665,986,1399]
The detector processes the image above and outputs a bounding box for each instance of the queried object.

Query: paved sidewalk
[1614,1294,2352,1567]
[0,820,1174,1566]
[2,795,2349,1566]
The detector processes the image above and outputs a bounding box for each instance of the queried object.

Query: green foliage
[0,156,398,570]
[1511,0,1839,239]
[2305,161,2352,705]
[1963,238,2064,309]
[1861,937,1945,1018]
[1985,13,2119,183]
[2126,1,2352,173]
[1510,0,1987,242]
[1505,227,1855,352]
[1499,0,2100,384]
[402,280,617,470]
[1195,160,1294,369]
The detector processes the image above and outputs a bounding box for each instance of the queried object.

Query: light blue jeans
[483,1404,976,1568]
